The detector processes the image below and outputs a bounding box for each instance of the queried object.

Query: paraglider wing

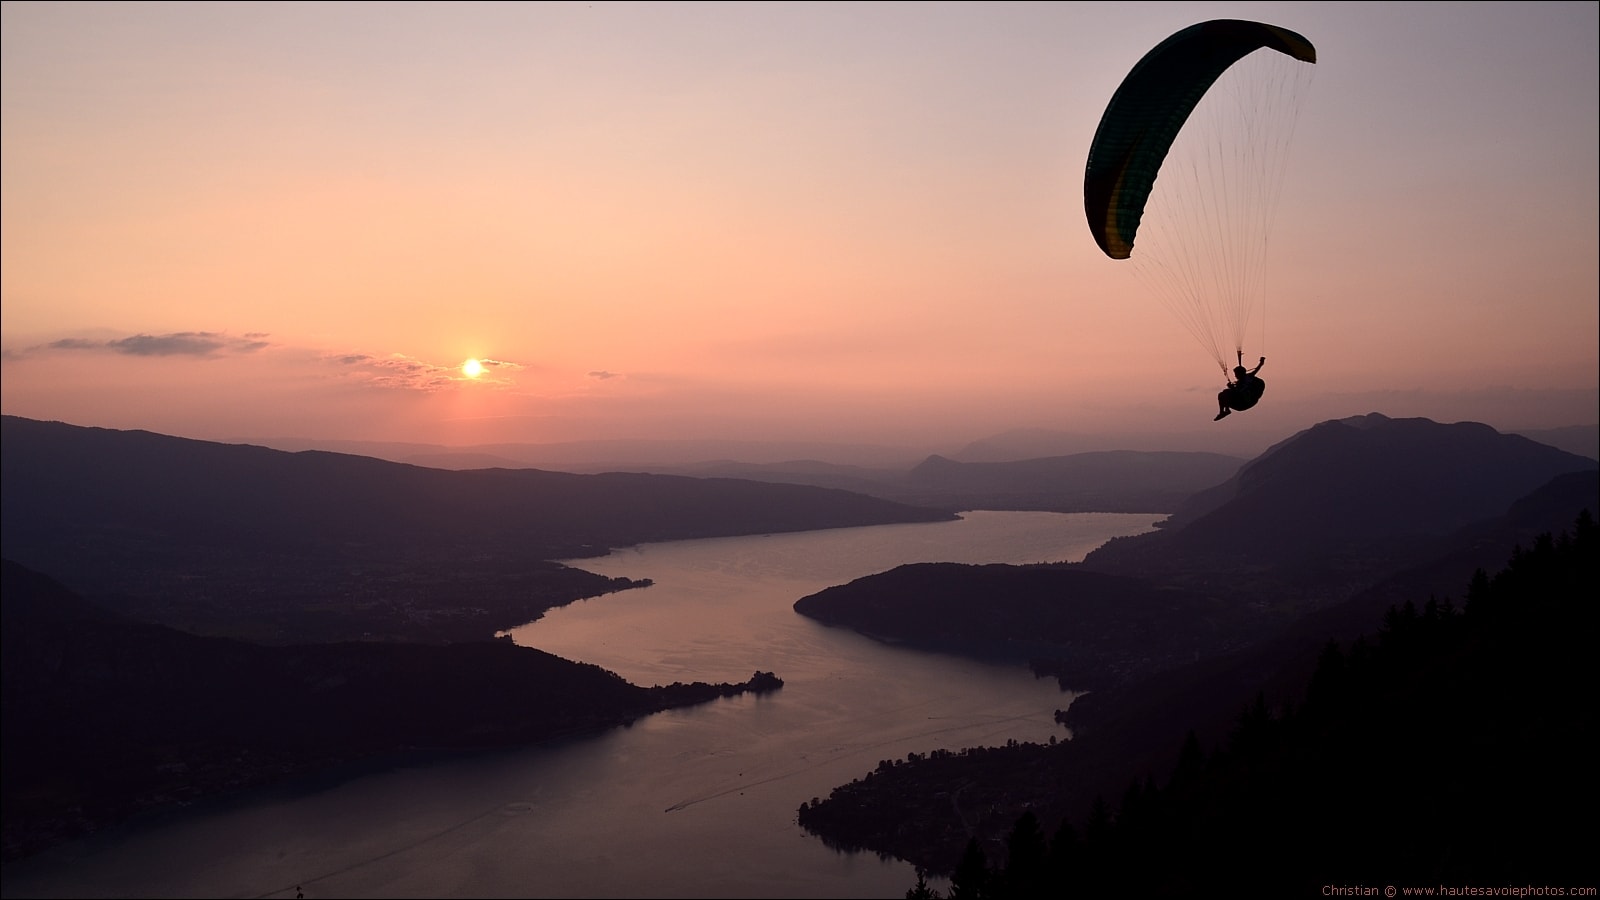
[1084,19,1316,260]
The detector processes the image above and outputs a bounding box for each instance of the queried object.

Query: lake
[0,510,1161,899]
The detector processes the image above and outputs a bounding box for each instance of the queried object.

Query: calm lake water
[1,511,1160,900]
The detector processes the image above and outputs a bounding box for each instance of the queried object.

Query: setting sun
[462,359,485,379]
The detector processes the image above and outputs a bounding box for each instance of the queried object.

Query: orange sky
[3,2,1596,459]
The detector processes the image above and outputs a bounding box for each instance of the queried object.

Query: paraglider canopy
[1083,19,1316,376]
[1084,19,1316,260]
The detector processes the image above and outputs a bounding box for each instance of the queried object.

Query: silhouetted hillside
[1,416,952,557]
[0,415,953,643]
[1270,468,1600,652]
[1024,476,1600,853]
[0,559,783,861]
[793,416,1598,876]
[795,563,1259,690]
[1080,414,1595,588]
[802,512,1599,886]
[903,513,1599,896]
[1516,422,1600,460]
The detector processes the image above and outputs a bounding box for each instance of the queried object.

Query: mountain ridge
[1081,413,1596,579]
[228,421,1599,475]
[0,414,955,644]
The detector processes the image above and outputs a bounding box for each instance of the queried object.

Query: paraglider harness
[1221,351,1266,411]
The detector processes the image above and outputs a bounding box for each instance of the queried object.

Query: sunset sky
[3,1,1596,458]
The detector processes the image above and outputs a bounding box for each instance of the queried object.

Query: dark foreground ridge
[802,513,1599,893]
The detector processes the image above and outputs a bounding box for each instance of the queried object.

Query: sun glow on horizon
[462,358,485,379]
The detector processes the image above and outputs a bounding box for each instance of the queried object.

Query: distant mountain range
[240,421,1599,472]
[244,436,1256,515]
[235,419,1596,515]
[641,449,1247,513]
[946,421,1599,464]
[241,434,936,471]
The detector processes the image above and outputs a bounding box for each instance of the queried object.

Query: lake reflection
[1,511,1160,900]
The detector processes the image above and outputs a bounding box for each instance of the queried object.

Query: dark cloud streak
[4,328,534,396]
[33,331,270,358]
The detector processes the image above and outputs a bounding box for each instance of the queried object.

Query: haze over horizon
[3,2,1596,457]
